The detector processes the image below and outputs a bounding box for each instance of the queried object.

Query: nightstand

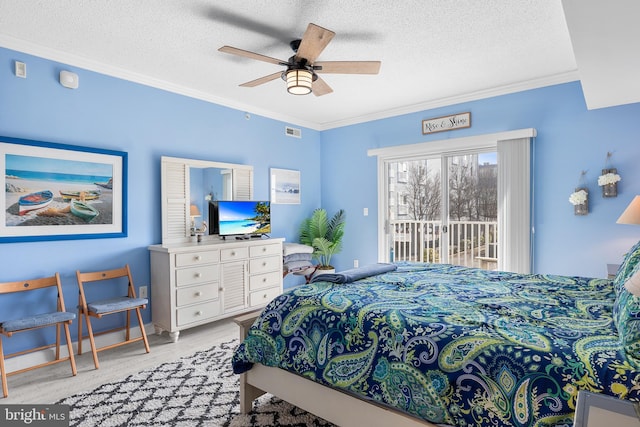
[573,391,639,426]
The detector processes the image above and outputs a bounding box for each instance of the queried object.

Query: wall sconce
[598,152,621,198]
[569,171,589,215]
[59,70,79,89]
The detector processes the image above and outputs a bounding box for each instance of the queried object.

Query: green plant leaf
[299,208,346,267]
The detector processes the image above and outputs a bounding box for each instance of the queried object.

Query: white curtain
[497,137,531,273]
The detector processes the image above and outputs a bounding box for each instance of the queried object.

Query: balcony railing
[390,220,498,270]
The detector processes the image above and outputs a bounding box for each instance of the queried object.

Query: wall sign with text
[422,112,471,134]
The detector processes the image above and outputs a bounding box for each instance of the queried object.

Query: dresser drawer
[176,283,219,307]
[175,250,219,267]
[221,247,249,262]
[249,255,281,274]
[249,243,281,258]
[176,301,221,326]
[249,286,281,307]
[250,271,281,291]
[176,265,219,287]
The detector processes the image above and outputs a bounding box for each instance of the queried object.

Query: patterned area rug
[56,339,334,426]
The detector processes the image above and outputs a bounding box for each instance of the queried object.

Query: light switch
[363,208,369,216]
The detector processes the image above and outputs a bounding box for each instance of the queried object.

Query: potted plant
[299,208,346,272]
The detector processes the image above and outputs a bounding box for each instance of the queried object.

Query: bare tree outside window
[448,158,476,221]
[475,162,498,221]
[405,163,441,221]
[387,153,497,268]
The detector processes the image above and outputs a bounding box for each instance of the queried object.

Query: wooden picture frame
[270,168,300,204]
[1,136,127,242]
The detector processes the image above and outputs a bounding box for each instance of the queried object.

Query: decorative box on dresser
[149,238,284,342]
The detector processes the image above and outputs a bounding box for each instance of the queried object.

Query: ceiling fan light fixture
[286,69,313,95]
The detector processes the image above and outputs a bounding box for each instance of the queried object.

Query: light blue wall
[0,47,321,353]
[321,82,640,277]
[3,46,640,355]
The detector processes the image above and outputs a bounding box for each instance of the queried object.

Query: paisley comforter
[232,262,640,427]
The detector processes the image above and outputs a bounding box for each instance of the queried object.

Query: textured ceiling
[0,1,580,130]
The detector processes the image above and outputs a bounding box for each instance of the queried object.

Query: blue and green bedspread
[232,262,640,426]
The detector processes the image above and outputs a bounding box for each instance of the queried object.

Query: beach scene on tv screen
[218,201,270,235]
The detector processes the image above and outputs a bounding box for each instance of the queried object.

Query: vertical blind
[497,137,531,273]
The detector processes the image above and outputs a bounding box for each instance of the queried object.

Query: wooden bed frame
[234,311,439,427]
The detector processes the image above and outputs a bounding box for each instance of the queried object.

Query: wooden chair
[76,265,150,369]
[0,273,77,398]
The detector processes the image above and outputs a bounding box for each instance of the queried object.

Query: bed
[232,241,640,427]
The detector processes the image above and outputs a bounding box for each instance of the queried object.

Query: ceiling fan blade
[219,46,285,65]
[312,76,333,97]
[314,61,381,74]
[295,23,335,64]
[239,72,282,87]
[203,6,296,44]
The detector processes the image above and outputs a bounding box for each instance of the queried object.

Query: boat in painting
[94,178,112,190]
[59,190,101,201]
[70,199,99,221]
[19,190,53,215]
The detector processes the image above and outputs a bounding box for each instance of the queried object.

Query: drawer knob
[231,251,236,256]
[195,311,203,316]
[262,247,266,252]
[262,262,267,267]
[262,278,267,282]
[263,293,268,299]
[195,272,202,278]
[219,287,225,292]
[195,255,201,261]
[195,291,202,297]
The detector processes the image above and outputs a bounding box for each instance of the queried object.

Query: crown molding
[2,35,579,132]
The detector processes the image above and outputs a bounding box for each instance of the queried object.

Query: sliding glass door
[385,150,498,270]
[371,129,533,273]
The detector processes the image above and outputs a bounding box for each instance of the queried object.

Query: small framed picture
[270,168,300,204]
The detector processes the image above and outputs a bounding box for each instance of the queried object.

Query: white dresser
[149,238,284,342]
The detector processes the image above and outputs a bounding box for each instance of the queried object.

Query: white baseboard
[3,322,155,374]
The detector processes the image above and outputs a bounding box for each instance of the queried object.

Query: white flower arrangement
[569,189,588,206]
[598,172,621,186]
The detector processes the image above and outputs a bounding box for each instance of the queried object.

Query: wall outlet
[354,259,359,268]
[139,286,148,298]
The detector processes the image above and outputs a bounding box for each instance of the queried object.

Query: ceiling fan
[218,23,381,96]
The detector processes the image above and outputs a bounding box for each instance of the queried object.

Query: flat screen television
[208,201,220,235]
[209,200,271,237]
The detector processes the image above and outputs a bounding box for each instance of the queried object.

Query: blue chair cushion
[0,311,76,333]
[87,297,148,314]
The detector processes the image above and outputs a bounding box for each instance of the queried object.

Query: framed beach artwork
[1,136,127,242]
[270,168,300,204]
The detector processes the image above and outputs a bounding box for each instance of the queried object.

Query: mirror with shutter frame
[160,156,253,244]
